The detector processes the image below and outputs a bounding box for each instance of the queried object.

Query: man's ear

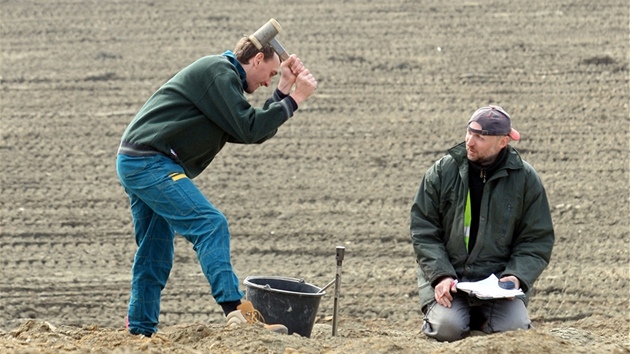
[253,52,265,67]
[500,136,510,148]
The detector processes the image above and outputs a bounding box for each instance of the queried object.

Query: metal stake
[332,246,345,336]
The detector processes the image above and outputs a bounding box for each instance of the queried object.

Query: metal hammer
[249,18,289,61]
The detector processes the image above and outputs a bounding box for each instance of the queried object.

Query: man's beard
[468,150,499,166]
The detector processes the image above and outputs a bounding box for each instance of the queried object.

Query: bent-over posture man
[116,35,317,337]
[410,105,554,342]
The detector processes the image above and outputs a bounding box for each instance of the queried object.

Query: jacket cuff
[273,89,298,111]
[273,88,288,101]
[278,97,296,120]
[286,95,298,111]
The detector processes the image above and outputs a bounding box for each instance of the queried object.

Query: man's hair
[233,36,276,64]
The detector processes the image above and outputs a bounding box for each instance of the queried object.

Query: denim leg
[127,192,175,335]
[117,154,243,333]
[158,175,243,303]
[175,206,243,303]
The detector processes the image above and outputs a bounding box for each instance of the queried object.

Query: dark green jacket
[121,54,296,178]
[410,142,554,312]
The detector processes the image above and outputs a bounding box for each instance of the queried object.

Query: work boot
[226,301,288,334]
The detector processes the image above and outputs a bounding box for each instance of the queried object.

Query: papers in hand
[455,274,524,299]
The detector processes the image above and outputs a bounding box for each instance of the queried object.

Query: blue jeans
[116,153,244,336]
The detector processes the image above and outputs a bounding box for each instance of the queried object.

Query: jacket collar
[222,50,248,91]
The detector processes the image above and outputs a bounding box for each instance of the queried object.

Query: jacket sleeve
[502,163,555,293]
[227,89,294,144]
[204,72,296,144]
[410,160,457,286]
[175,58,294,144]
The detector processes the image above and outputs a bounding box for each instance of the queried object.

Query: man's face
[465,122,508,165]
[244,53,280,94]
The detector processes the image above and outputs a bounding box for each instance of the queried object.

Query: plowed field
[1,0,628,353]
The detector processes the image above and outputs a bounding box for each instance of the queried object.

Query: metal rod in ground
[332,245,345,336]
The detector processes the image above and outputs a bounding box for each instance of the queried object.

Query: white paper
[455,274,524,299]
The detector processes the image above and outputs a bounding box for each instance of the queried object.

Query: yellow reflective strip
[171,173,187,181]
[464,190,472,252]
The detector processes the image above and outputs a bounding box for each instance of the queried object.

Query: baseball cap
[467,105,520,141]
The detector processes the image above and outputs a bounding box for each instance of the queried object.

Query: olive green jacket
[410,142,554,312]
[121,54,296,179]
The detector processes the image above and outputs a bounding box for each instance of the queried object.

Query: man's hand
[499,275,520,300]
[434,277,458,308]
[277,54,305,94]
[289,68,317,105]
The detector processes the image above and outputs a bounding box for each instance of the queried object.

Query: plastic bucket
[244,276,325,337]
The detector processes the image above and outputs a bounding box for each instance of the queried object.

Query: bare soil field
[1,0,628,353]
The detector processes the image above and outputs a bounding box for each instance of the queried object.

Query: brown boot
[226,301,288,334]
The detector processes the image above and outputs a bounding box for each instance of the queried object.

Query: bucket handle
[317,278,335,293]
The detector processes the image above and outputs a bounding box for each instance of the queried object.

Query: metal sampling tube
[332,246,345,336]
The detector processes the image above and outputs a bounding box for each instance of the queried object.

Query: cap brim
[509,128,520,141]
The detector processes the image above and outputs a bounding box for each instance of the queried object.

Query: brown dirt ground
[1,0,628,353]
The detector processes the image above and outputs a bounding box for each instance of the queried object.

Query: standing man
[116,34,317,337]
[410,105,554,342]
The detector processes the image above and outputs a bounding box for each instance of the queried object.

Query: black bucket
[244,276,325,337]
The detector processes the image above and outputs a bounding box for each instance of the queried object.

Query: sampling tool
[317,246,345,336]
[332,246,345,336]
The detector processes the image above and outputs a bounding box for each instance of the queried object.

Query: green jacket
[121,54,296,178]
[410,142,554,312]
